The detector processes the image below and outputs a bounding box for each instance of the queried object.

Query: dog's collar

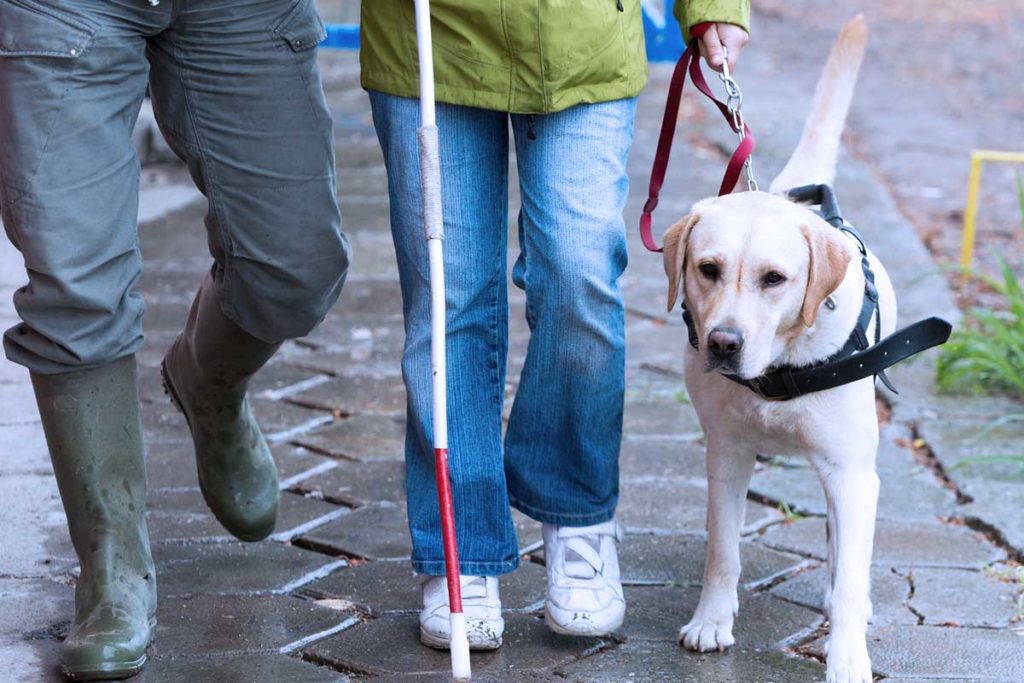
[680,184,952,401]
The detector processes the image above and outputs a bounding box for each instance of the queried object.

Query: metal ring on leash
[719,46,759,192]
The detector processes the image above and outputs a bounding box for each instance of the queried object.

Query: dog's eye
[698,263,720,281]
[762,271,787,287]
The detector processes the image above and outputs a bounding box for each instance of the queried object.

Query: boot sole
[63,654,146,681]
[160,361,274,543]
[63,619,155,681]
[159,361,191,430]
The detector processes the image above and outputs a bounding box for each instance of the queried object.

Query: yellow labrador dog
[663,17,893,683]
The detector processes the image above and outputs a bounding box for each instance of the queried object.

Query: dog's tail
[769,16,868,193]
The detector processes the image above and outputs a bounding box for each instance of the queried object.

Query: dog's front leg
[679,439,755,652]
[812,446,879,683]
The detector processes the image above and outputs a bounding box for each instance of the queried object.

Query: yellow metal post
[960,153,983,269]
[960,149,1024,270]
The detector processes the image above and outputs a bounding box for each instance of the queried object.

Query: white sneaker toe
[543,520,625,636]
[419,575,504,651]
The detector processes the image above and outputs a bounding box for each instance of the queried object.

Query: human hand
[697,23,749,73]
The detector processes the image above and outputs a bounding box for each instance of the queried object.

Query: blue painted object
[641,0,686,63]
[321,22,360,50]
[320,0,685,63]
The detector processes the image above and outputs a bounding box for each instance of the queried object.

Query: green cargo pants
[0,0,350,374]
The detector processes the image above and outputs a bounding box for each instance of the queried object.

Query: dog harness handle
[640,24,756,253]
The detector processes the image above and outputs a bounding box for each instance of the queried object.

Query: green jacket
[360,0,750,114]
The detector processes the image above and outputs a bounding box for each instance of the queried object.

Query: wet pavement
[3,13,1024,683]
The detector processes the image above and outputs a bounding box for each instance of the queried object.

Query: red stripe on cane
[434,447,464,613]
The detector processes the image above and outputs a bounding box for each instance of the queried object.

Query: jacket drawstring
[527,115,537,141]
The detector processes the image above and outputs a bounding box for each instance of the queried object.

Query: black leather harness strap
[680,184,953,401]
[722,317,951,400]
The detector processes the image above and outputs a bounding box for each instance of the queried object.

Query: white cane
[413,1,471,679]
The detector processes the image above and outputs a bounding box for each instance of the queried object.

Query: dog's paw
[678,616,735,653]
[825,639,873,683]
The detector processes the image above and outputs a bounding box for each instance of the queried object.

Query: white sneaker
[543,520,626,636]
[419,575,504,650]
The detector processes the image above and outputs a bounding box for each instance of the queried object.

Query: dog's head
[663,191,853,380]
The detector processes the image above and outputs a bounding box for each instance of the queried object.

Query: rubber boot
[160,272,281,541]
[31,356,157,681]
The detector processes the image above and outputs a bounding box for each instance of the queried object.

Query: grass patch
[938,170,1024,400]
[777,500,805,523]
[949,454,1024,476]
[936,256,1024,398]
[935,176,1024,475]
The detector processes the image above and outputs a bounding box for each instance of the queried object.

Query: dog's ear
[663,214,700,312]
[800,222,852,327]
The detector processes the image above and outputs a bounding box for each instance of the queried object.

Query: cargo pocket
[0,0,97,58]
[268,0,332,131]
[0,0,99,199]
[538,0,623,77]
[270,0,328,53]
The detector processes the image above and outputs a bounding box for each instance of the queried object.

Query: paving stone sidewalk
[3,37,1023,683]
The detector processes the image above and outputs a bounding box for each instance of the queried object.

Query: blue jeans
[369,92,635,576]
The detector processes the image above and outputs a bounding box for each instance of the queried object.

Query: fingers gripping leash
[639,31,759,253]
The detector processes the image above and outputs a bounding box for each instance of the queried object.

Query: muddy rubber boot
[31,356,157,681]
[160,273,281,541]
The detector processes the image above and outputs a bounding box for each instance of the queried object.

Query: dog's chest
[687,372,835,454]
[725,395,819,451]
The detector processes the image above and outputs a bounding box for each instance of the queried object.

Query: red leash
[640,25,757,253]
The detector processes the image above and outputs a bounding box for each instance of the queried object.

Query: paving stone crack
[746,489,823,520]
[744,558,821,593]
[267,415,336,444]
[281,395,355,419]
[907,422,973,505]
[298,649,376,678]
[278,460,341,490]
[269,506,350,543]
[279,615,361,654]
[890,567,926,625]
[276,559,350,595]
[258,374,333,401]
[289,486,364,509]
[289,439,362,463]
[957,514,1024,564]
[292,536,364,561]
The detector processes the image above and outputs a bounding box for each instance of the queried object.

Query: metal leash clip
[719,46,759,191]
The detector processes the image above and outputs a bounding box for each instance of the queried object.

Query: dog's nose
[708,328,744,360]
